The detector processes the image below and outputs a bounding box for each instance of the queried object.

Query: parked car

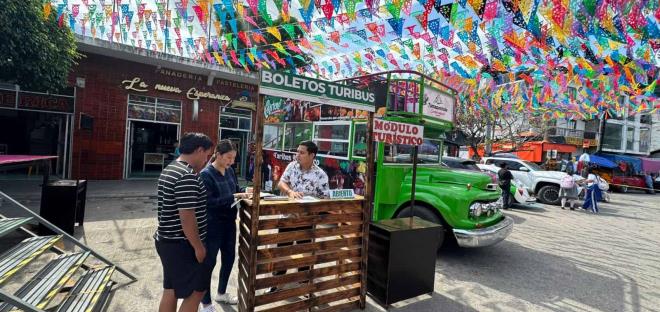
[612,175,652,193]
[481,157,568,205]
[477,164,536,206]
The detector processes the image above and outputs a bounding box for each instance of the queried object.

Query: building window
[263,124,284,150]
[626,126,635,152]
[313,122,350,158]
[220,107,252,131]
[127,94,181,123]
[640,128,650,153]
[602,123,623,150]
[353,123,368,158]
[283,123,312,152]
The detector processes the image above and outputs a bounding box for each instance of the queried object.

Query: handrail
[0,191,137,282]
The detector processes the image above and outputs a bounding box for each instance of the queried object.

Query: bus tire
[395,205,446,249]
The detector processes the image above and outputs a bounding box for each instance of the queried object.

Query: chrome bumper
[453,216,514,248]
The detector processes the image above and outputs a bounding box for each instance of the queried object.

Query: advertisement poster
[422,86,455,122]
[262,150,367,196]
[320,105,369,121]
[264,96,320,123]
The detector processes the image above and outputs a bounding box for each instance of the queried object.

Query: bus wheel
[395,205,446,248]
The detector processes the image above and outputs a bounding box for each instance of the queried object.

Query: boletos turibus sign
[259,70,376,112]
[373,118,425,145]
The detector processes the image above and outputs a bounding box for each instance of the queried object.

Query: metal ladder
[0,190,137,312]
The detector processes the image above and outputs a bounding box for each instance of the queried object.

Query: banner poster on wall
[264,95,370,122]
[261,150,368,196]
[264,96,320,123]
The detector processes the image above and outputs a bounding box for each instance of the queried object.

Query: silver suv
[481,157,568,205]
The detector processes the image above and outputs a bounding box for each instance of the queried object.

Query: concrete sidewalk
[0,179,158,200]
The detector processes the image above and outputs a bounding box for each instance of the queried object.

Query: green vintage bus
[260,71,512,248]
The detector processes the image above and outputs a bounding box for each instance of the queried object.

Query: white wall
[651,111,660,155]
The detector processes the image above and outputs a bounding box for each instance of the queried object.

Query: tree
[454,103,493,158]
[0,0,79,92]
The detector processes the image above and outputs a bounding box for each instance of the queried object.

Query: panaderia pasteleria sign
[260,70,376,112]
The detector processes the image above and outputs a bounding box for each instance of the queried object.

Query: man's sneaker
[215,293,239,305]
[200,304,217,312]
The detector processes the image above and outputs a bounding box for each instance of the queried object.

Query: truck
[260,71,512,248]
[481,157,568,205]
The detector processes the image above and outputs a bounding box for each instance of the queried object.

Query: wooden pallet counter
[238,196,369,312]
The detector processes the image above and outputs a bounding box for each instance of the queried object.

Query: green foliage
[0,0,80,92]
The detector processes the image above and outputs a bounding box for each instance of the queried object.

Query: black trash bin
[367,217,443,307]
[39,180,87,235]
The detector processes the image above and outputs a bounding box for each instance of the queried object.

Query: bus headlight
[469,202,483,218]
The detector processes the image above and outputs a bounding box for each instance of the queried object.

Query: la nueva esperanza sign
[260,70,376,112]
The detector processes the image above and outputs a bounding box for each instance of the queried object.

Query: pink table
[0,155,57,165]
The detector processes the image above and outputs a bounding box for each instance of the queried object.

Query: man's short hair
[178,133,213,154]
[499,162,507,169]
[299,140,318,155]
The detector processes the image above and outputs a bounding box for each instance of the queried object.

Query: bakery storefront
[71,53,257,179]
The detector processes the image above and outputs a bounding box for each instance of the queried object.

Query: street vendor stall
[592,153,653,193]
[238,70,376,312]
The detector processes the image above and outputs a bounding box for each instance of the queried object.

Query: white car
[481,157,568,205]
[477,164,536,205]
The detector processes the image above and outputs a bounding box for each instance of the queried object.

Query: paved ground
[2,183,659,312]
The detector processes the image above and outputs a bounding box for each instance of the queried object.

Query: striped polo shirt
[156,160,208,241]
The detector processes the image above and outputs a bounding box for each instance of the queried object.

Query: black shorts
[155,238,210,298]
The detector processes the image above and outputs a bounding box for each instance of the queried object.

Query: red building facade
[69,53,257,179]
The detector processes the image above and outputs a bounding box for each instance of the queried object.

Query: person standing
[582,167,601,213]
[267,141,330,293]
[155,133,214,312]
[578,151,590,172]
[199,140,247,311]
[559,174,579,210]
[498,163,514,209]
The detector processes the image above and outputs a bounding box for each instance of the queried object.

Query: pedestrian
[582,167,602,213]
[155,133,214,312]
[559,174,579,210]
[644,172,655,194]
[268,141,330,293]
[564,156,575,175]
[199,140,248,311]
[578,151,590,172]
[497,162,514,209]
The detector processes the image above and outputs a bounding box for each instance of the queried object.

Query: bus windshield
[383,139,442,164]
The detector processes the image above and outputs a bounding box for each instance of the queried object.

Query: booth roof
[596,153,642,173]
[588,154,617,169]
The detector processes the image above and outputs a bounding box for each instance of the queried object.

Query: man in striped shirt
[155,132,214,312]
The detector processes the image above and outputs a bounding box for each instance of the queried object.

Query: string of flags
[47,0,659,119]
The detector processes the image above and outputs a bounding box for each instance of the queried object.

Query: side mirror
[519,167,530,172]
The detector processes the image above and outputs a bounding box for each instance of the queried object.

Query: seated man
[268,141,329,293]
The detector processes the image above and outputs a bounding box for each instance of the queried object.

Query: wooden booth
[238,71,377,312]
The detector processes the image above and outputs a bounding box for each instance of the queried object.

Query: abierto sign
[373,119,424,146]
[260,70,376,112]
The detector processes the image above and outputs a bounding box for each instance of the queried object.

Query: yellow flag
[43,4,51,19]
[266,27,281,41]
